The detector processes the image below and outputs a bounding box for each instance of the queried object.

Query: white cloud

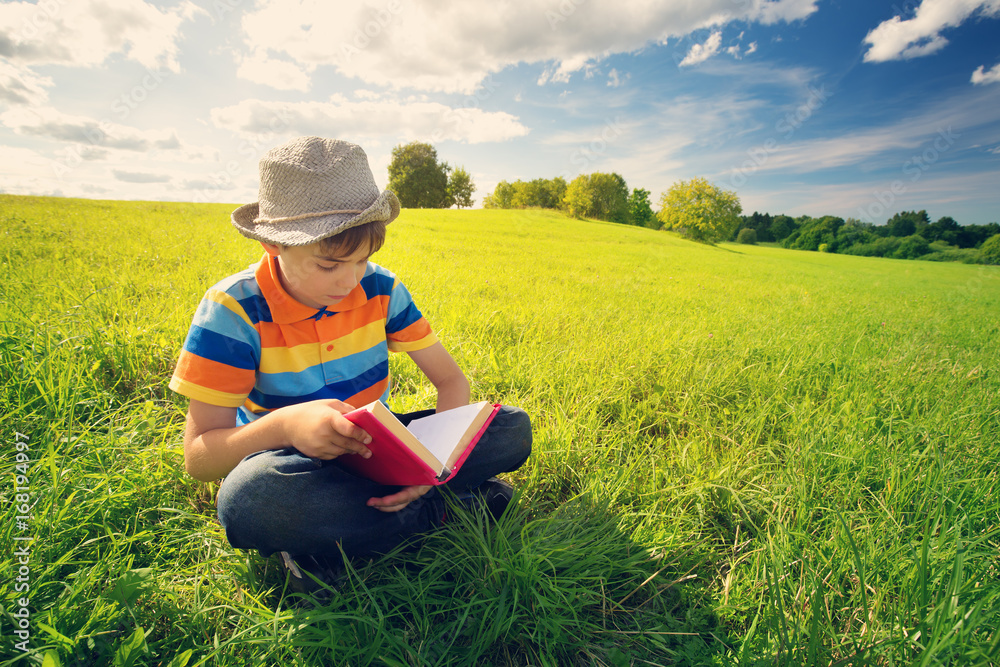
[1,106,184,151]
[0,58,51,106]
[863,0,1000,63]
[972,62,1000,84]
[680,31,723,67]
[113,169,171,183]
[236,50,312,92]
[607,68,628,87]
[210,97,530,145]
[237,0,820,93]
[0,0,202,72]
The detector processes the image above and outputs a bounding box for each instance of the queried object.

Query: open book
[339,401,500,486]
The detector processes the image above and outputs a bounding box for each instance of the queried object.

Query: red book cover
[338,401,500,486]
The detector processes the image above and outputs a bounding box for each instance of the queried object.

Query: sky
[1,0,999,225]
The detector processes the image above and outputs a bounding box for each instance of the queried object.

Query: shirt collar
[255,253,366,324]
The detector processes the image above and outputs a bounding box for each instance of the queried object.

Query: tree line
[735,210,1000,264]
[482,174,659,228]
[387,142,998,265]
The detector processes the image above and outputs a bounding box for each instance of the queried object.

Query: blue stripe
[184,326,258,370]
[359,265,394,301]
[191,298,256,339]
[235,293,272,325]
[386,301,423,333]
[256,343,389,397]
[249,358,390,408]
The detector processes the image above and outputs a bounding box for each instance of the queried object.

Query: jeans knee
[217,449,302,534]
[498,405,532,467]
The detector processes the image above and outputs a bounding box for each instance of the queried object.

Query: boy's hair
[315,219,387,256]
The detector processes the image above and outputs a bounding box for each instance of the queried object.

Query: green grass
[2,195,999,665]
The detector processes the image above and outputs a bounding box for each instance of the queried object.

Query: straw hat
[231,136,400,246]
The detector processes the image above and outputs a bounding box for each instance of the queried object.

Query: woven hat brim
[231,189,400,246]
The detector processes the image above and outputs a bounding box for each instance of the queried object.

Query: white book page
[406,402,489,465]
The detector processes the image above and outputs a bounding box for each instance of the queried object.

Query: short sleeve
[384,276,438,353]
[169,287,261,407]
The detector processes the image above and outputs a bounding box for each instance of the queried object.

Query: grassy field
[2,194,999,666]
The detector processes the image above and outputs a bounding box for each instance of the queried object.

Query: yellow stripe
[205,288,254,328]
[168,377,247,408]
[258,319,390,374]
[259,340,321,375]
[331,319,392,359]
[388,332,439,353]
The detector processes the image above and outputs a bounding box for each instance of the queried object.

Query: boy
[169,136,532,591]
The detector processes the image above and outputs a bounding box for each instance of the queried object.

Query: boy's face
[263,241,371,309]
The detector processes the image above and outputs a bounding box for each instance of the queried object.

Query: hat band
[254,209,364,225]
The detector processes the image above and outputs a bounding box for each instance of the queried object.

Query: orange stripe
[346,381,389,409]
[175,351,255,395]
[256,294,391,349]
[389,318,433,343]
[258,320,317,349]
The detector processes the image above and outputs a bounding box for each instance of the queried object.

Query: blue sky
[1,0,998,224]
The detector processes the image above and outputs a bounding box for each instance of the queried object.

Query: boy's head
[231,136,399,248]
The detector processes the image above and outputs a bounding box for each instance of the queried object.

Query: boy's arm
[407,342,471,412]
[182,398,373,482]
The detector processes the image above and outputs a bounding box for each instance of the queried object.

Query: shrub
[818,243,831,253]
[981,233,1000,264]
[737,228,757,245]
[893,234,930,260]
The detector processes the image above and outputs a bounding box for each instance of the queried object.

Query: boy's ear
[261,242,282,257]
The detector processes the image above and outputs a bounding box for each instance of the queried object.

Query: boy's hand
[282,399,373,460]
[367,485,432,512]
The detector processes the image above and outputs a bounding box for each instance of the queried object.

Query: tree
[925,216,960,244]
[884,210,929,238]
[447,166,475,208]
[981,233,1000,264]
[563,175,593,217]
[787,215,844,252]
[737,228,757,244]
[483,180,514,209]
[893,234,931,260]
[483,177,566,211]
[588,172,629,224]
[657,177,742,243]
[770,215,796,241]
[387,142,450,208]
[627,188,656,227]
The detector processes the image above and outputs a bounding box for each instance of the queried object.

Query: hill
[2,196,999,665]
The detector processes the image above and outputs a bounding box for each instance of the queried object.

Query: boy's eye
[317,263,338,272]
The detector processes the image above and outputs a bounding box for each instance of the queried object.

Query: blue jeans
[216,406,532,559]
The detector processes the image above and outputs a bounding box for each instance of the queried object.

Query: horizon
[1,0,999,225]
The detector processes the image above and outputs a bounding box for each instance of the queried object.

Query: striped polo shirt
[169,253,437,424]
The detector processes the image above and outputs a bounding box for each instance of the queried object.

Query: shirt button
[326,344,334,351]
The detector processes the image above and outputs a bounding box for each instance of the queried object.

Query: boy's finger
[368,485,431,508]
[337,436,372,459]
[329,413,372,450]
[325,398,356,413]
